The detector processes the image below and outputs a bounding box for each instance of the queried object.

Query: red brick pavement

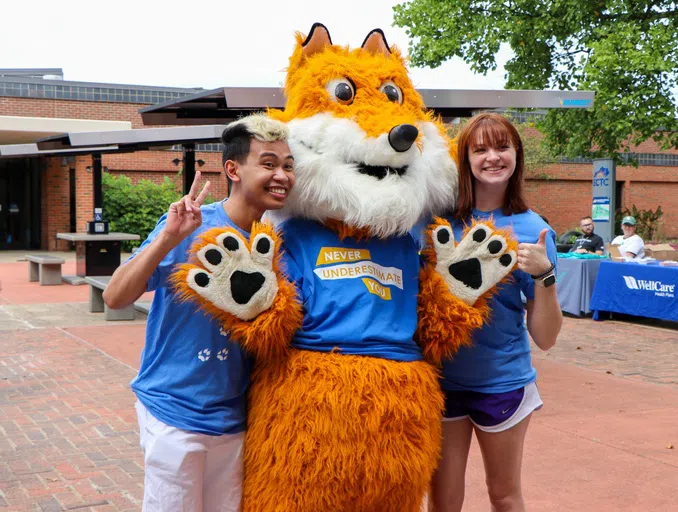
[0,263,89,305]
[0,262,154,308]
[2,270,677,511]
[1,328,142,511]
[535,316,678,387]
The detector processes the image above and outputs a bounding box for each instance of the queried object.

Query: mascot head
[268,23,458,238]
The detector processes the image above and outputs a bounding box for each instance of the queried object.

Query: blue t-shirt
[440,208,557,393]
[130,201,250,435]
[280,218,423,362]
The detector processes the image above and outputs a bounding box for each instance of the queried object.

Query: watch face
[543,274,556,288]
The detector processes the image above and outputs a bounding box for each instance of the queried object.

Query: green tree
[393,0,678,162]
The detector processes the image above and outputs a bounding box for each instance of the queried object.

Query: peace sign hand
[164,171,211,243]
[517,228,552,276]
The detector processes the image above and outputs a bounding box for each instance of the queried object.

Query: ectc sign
[591,159,616,243]
[593,166,610,187]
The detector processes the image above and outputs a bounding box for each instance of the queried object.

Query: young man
[103,114,294,512]
[611,215,645,259]
[571,215,604,255]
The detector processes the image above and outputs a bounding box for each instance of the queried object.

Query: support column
[87,153,109,234]
[182,144,196,195]
[592,158,616,243]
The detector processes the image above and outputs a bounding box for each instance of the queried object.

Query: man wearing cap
[611,216,645,259]
[570,216,604,255]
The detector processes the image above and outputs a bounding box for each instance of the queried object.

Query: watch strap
[534,272,556,288]
[531,262,555,280]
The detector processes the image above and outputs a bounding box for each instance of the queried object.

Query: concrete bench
[134,301,151,315]
[26,254,65,286]
[84,276,135,321]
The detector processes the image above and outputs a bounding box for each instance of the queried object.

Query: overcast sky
[1,0,512,91]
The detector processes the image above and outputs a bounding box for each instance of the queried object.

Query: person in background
[430,112,562,512]
[570,216,604,255]
[103,114,295,512]
[611,216,645,259]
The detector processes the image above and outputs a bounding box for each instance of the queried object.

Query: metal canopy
[140,87,285,125]
[140,86,595,125]
[32,125,229,197]
[0,142,119,159]
[36,124,227,151]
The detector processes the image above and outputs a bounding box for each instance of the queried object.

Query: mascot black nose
[388,124,418,152]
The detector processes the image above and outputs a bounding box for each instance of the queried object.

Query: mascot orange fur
[173,23,518,511]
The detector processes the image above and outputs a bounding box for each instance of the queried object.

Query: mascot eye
[380,81,403,104]
[326,78,355,105]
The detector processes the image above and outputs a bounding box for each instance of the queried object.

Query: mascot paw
[185,229,279,321]
[432,222,516,305]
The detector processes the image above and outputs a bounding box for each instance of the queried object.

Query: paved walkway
[1,258,677,511]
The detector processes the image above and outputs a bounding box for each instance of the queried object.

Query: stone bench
[26,254,65,286]
[134,301,151,315]
[84,276,135,321]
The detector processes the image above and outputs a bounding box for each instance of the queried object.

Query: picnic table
[56,232,140,277]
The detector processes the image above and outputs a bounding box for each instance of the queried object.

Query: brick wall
[40,158,71,251]
[58,154,227,232]
[0,96,149,128]
[4,95,677,246]
[526,162,678,238]
[74,156,93,233]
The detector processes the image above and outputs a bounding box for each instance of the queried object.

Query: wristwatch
[531,263,556,288]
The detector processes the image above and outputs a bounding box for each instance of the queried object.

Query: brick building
[518,121,678,239]
[0,70,227,251]
[1,69,676,252]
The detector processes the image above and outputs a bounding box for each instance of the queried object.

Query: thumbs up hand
[517,228,552,276]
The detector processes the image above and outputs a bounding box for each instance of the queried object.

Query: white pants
[135,400,244,512]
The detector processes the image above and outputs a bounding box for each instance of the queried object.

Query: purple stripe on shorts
[443,387,526,427]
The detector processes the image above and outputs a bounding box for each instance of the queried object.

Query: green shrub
[565,231,580,244]
[557,227,582,244]
[103,173,182,251]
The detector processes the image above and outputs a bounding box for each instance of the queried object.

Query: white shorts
[135,400,244,512]
[442,381,543,433]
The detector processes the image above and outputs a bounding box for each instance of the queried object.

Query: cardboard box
[645,244,678,261]
[606,244,622,259]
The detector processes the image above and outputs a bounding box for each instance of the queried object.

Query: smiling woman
[455,113,526,219]
[431,112,562,512]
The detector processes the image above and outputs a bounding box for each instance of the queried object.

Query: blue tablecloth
[590,261,678,321]
[556,257,603,316]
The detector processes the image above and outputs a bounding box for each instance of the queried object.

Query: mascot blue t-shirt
[280,219,422,362]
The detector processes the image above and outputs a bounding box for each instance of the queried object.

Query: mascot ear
[361,28,391,56]
[302,23,333,59]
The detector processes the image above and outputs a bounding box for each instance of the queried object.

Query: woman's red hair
[454,112,528,220]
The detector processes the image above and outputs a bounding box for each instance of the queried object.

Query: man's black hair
[222,123,254,195]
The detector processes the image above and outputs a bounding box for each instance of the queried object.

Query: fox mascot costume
[173,23,518,511]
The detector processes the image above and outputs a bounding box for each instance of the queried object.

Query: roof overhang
[36,124,227,151]
[0,143,120,159]
[0,115,131,145]
[140,86,595,125]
